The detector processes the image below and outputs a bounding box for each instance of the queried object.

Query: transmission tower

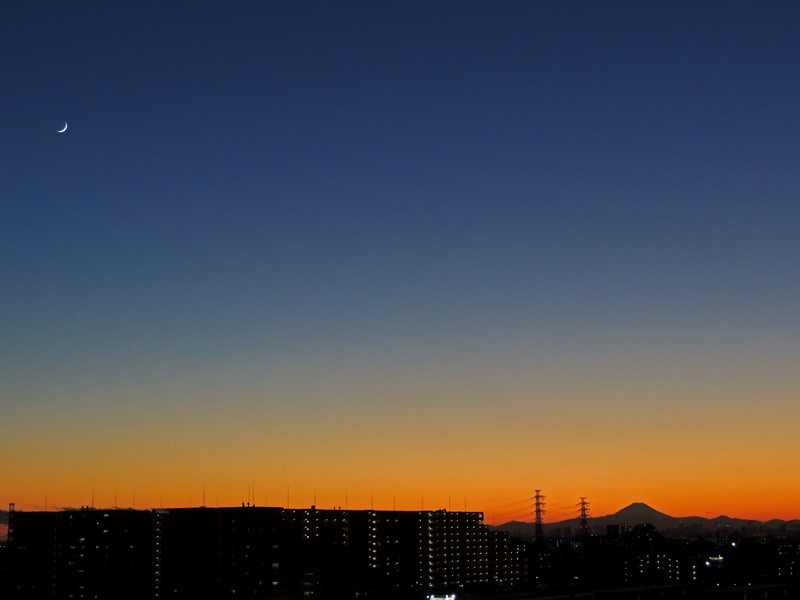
[533,490,546,541]
[579,497,590,538]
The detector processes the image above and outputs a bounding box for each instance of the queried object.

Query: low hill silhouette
[494,502,800,537]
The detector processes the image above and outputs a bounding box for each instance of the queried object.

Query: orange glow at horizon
[5,440,800,523]
[4,343,799,524]
[5,485,800,525]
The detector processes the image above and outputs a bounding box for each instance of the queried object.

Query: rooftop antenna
[393,492,396,511]
[91,489,95,509]
[203,482,206,508]
[371,491,374,510]
[45,489,48,512]
[114,490,117,510]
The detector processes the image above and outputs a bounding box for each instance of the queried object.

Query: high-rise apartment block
[4,506,523,599]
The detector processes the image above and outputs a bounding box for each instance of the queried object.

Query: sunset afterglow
[2,2,799,526]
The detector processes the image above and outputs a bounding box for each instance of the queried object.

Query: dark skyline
[4,503,800,599]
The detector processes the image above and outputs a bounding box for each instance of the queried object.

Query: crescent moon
[57,122,68,133]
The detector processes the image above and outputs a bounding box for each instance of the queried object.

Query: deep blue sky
[2,1,800,516]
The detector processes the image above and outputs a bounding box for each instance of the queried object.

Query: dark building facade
[5,508,153,599]
[6,506,521,600]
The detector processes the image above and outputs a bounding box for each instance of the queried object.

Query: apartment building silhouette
[4,505,523,599]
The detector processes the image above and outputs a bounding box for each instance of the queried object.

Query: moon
[57,122,68,133]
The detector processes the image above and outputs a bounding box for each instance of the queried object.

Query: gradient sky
[2,1,799,522]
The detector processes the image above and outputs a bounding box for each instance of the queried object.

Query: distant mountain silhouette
[599,502,678,529]
[494,502,799,537]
